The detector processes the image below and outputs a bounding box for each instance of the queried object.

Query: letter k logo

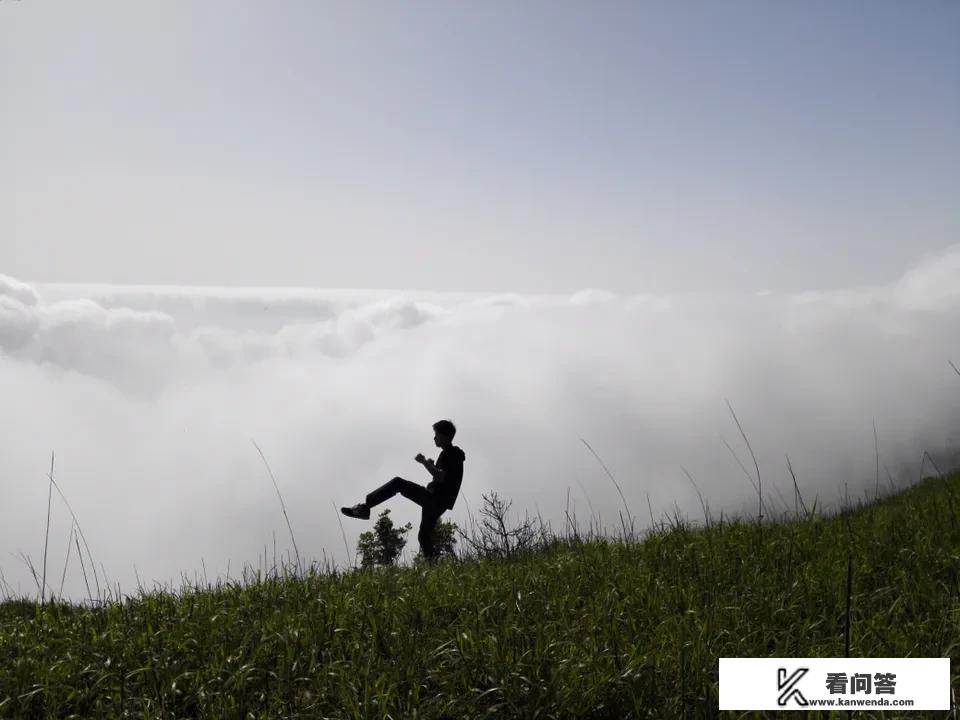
[778,667,809,707]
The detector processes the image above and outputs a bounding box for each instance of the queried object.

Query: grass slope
[1,473,958,719]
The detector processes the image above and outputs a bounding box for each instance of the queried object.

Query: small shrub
[357,509,412,568]
[459,491,552,559]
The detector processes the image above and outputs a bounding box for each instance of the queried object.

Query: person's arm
[415,454,446,481]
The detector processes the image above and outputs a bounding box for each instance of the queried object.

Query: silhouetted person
[341,419,466,560]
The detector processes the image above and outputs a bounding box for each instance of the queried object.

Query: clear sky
[2,1,958,293]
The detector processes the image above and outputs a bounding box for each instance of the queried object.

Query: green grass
[1,472,958,719]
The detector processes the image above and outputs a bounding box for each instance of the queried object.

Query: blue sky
[2,1,958,292]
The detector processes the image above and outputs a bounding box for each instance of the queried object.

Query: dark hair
[432,419,456,439]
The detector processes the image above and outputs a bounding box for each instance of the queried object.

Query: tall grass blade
[251,439,303,576]
[331,499,352,570]
[844,554,853,657]
[580,438,633,537]
[725,399,762,522]
[74,535,93,604]
[44,472,101,602]
[722,437,758,494]
[873,419,880,499]
[41,452,55,609]
[785,455,809,518]
[680,466,710,527]
[58,522,74,600]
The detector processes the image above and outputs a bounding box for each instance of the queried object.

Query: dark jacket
[428,445,466,510]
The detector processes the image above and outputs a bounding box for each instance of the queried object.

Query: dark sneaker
[341,503,370,520]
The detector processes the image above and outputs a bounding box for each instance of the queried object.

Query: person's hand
[415,453,426,464]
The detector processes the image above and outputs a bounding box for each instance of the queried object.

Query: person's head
[432,419,456,448]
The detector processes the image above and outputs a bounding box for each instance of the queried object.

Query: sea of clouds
[2,246,959,601]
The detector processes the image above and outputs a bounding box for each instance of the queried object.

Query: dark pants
[366,477,445,559]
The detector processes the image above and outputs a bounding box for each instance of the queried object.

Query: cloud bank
[2,247,959,601]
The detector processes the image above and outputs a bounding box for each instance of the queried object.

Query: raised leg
[366,477,434,509]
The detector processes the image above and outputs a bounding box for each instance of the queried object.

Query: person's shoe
[341,503,370,520]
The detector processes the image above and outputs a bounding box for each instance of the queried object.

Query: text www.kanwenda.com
[806,698,915,707]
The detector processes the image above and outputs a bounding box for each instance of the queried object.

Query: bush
[415,517,459,563]
[357,509,412,568]
[459,491,552,559]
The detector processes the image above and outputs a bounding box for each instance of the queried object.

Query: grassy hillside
[1,472,958,719]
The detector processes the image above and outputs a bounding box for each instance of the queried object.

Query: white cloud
[892,245,960,312]
[0,274,42,351]
[0,296,177,393]
[1,248,959,601]
[570,289,616,306]
[0,274,40,306]
[0,295,39,351]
